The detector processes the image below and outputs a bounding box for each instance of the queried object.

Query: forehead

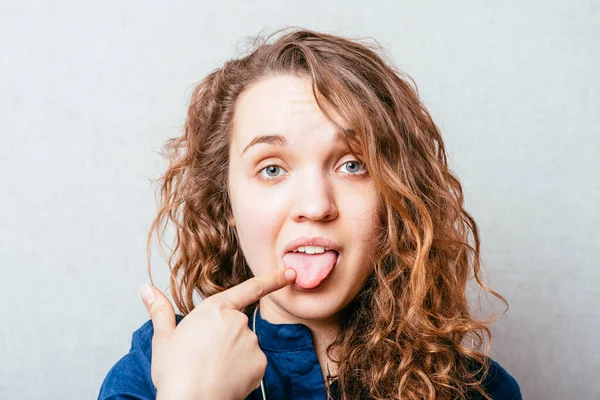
[231,75,347,148]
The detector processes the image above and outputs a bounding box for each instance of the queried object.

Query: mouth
[282,236,342,255]
[282,248,340,290]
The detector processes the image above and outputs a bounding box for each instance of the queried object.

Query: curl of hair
[146,27,509,400]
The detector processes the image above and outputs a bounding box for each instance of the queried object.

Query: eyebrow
[241,130,352,155]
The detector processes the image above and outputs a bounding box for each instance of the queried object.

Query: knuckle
[150,302,169,316]
[207,303,227,322]
[238,312,249,326]
[214,300,229,312]
[257,351,268,371]
[205,297,227,313]
[249,279,264,299]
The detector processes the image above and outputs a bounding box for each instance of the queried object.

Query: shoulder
[98,315,185,400]
[475,358,522,400]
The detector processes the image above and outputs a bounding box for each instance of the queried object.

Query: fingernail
[284,269,296,281]
[140,284,157,306]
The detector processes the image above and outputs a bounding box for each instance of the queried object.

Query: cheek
[230,184,288,275]
[342,186,379,237]
[339,189,380,275]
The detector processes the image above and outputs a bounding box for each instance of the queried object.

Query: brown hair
[146,27,508,400]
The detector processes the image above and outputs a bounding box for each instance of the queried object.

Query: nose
[289,169,338,222]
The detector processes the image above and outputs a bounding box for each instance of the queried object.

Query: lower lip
[290,252,340,291]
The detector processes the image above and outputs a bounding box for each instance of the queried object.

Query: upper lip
[283,236,342,255]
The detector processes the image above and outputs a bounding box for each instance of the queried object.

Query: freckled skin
[227,75,379,332]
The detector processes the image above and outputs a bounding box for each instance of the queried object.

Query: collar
[247,305,330,399]
[251,306,315,351]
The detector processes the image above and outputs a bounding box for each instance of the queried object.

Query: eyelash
[258,160,368,180]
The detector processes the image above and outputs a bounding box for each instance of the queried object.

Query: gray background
[1,1,598,399]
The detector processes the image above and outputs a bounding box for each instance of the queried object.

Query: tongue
[282,250,337,289]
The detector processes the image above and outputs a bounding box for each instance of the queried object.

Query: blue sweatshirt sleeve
[98,316,184,400]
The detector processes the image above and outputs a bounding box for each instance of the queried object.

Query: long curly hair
[146,27,509,400]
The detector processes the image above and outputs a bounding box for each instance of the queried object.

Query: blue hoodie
[98,308,522,399]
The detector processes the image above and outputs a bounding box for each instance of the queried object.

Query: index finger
[210,268,296,310]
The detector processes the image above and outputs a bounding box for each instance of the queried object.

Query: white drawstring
[252,304,267,400]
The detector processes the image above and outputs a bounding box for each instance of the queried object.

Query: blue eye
[259,165,286,179]
[339,160,367,174]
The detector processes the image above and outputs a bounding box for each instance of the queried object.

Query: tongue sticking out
[282,250,338,289]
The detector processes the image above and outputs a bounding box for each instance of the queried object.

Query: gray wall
[1,1,598,399]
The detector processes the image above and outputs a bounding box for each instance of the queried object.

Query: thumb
[140,284,176,339]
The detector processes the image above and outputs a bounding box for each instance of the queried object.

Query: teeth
[294,245,329,254]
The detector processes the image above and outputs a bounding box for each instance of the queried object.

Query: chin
[271,288,351,322]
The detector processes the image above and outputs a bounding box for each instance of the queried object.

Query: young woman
[99,27,522,400]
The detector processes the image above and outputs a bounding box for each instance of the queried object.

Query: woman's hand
[140,268,297,400]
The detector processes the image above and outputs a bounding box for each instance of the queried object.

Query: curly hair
[146,27,509,400]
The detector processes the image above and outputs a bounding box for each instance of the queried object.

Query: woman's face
[227,74,380,324]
